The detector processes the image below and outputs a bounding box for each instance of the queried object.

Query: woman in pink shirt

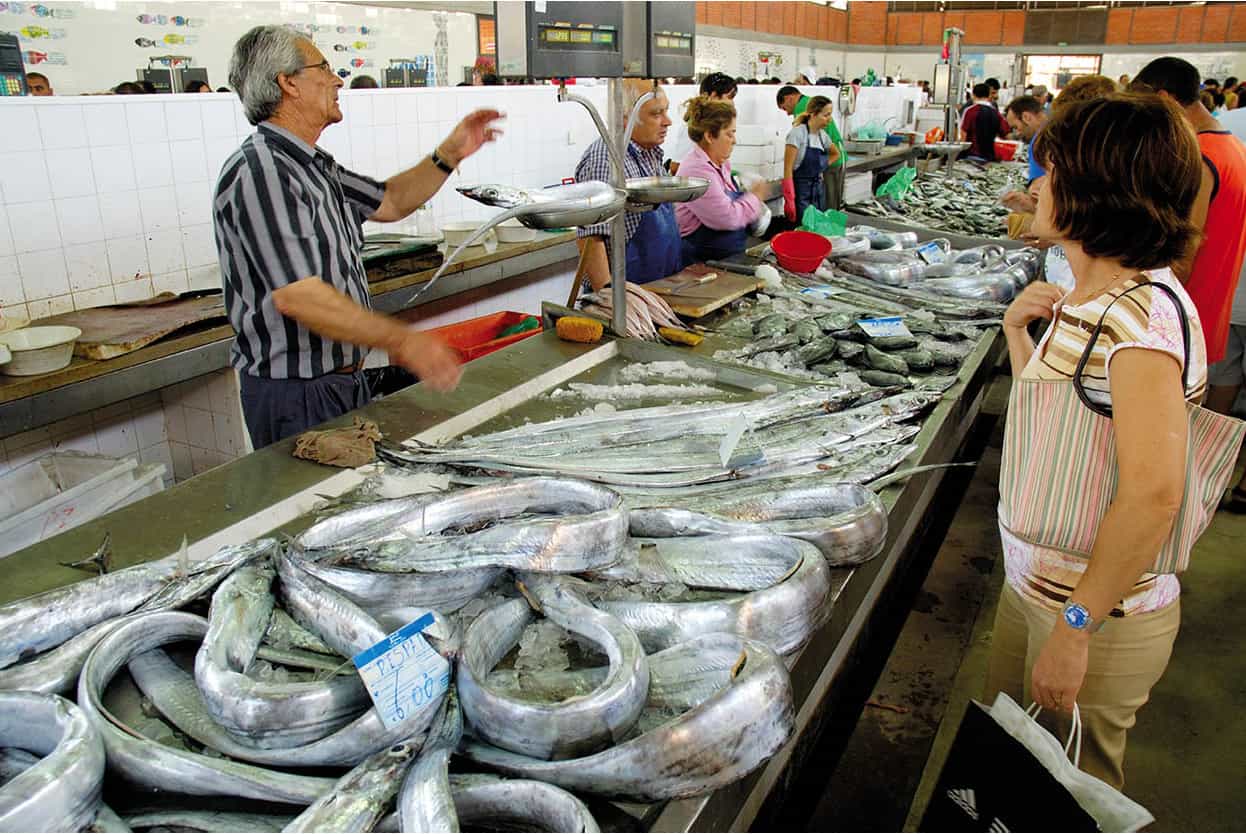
[674,97,769,264]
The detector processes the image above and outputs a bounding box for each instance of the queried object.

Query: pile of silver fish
[0,383,945,831]
[847,160,1027,237]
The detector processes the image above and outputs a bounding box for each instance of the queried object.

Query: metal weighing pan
[625,176,710,205]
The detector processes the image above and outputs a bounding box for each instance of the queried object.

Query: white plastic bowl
[496,219,536,243]
[442,222,486,248]
[0,326,82,376]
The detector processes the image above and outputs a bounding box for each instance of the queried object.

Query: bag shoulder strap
[1072,278,1192,418]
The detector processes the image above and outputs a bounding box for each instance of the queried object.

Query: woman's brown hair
[1051,74,1117,115]
[1032,92,1202,270]
[794,95,832,126]
[683,96,736,144]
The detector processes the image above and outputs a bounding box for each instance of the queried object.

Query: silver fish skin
[275,551,388,658]
[449,774,601,833]
[588,536,795,591]
[128,649,433,770]
[584,535,833,656]
[124,810,292,832]
[282,741,419,833]
[195,562,368,748]
[287,550,500,619]
[262,609,336,655]
[78,611,335,804]
[88,804,131,832]
[0,691,105,832]
[0,550,248,696]
[458,579,649,760]
[397,689,462,834]
[0,747,39,785]
[0,538,273,670]
[460,633,794,802]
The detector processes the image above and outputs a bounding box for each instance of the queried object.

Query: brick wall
[698,1,1246,47]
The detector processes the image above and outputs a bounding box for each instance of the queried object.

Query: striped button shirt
[574,138,665,243]
[213,122,387,379]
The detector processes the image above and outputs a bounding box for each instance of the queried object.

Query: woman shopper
[986,92,1234,790]
[675,97,768,263]
[782,95,839,222]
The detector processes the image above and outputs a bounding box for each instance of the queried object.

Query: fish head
[457,184,529,208]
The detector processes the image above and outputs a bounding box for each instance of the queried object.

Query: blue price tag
[352,613,451,730]
[916,241,947,265]
[857,316,913,339]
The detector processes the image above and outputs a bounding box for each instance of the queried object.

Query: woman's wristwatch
[1062,601,1104,633]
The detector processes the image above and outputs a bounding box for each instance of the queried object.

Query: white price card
[857,316,914,339]
[800,285,847,299]
[352,612,451,731]
[916,241,947,265]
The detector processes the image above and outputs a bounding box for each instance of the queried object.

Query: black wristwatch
[430,149,456,175]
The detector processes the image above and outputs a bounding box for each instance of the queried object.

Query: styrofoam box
[844,172,875,205]
[735,124,781,146]
[733,145,778,166]
[734,163,768,181]
[0,451,167,558]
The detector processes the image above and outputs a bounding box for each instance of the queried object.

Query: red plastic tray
[425,311,543,361]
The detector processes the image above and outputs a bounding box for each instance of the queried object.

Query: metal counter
[0,233,577,437]
[0,256,1005,831]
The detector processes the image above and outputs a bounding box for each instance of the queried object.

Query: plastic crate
[426,311,543,362]
[0,451,166,558]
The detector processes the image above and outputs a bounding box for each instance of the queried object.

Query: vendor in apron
[782,95,838,223]
[573,82,684,293]
[674,96,770,264]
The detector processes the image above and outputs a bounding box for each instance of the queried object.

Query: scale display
[497,1,693,80]
[0,33,28,97]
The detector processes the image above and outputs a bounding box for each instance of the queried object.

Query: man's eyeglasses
[297,59,332,76]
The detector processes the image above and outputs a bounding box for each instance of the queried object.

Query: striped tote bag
[999,282,1245,575]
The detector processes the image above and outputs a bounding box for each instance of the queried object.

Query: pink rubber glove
[782,178,797,222]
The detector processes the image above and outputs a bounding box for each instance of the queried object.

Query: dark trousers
[239,371,371,450]
[824,164,845,210]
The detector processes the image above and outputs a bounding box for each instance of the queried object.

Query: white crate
[733,144,778,166]
[0,451,167,558]
[844,172,875,205]
[735,124,781,146]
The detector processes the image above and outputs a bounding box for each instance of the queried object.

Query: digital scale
[0,33,29,96]
[495,1,693,80]
[384,58,431,89]
[137,56,208,93]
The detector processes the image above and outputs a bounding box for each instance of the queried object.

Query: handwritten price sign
[351,612,451,730]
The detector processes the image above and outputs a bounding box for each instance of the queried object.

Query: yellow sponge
[556,316,604,344]
[659,326,703,346]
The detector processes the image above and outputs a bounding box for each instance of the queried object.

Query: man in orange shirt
[1134,58,1246,363]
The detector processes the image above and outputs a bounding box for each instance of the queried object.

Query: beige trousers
[984,583,1181,789]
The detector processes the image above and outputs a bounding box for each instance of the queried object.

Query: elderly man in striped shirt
[214,25,502,448]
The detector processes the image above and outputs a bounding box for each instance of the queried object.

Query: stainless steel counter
[0,233,577,437]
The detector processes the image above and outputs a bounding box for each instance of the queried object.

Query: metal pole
[607,78,629,338]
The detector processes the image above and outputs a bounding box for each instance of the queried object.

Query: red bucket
[771,231,832,273]
[994,139,1020,161]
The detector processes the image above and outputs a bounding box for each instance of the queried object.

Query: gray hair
[229,25,306,126]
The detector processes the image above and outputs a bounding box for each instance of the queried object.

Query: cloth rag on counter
[292,417,383,468]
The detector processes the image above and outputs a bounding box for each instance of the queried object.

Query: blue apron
[793,130,829,222]
[625,202,684,284]
[680,189,750,265]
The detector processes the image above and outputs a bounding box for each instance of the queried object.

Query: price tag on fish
[352,612,451,731]
[857,316,914,339]
[915,241,947,265]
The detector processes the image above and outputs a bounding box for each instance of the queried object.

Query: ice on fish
[616,361,719,384]
[549,382,724,402]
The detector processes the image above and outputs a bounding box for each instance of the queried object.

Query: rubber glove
[782,178,797,222]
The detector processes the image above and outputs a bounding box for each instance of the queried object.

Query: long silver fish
[458,578,649,760]
[195,562,368,748]
[0,747,38,786]
[0,691,106,832]
[124,810,291,832]
[582,535,834,656]
[0,548,256,695]
[78,611,334,804]
[460,633,794,801]
[449,774,600,833]
[0,539,273,670]
[128,649,431,770]
[397,690,462,833]
[282,741,419,833]
[628,483,889,567]
[88,805,130,832]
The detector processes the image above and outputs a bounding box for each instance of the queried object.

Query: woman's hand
[748,179,770,200]
[1003,281,1064,330]
[782,178,796,221]
[1031,626,1089,713]
[439,109,505,167]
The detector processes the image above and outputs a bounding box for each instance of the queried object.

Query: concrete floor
[806,378,1246,832]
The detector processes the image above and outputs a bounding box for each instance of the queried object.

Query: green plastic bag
[801,206,847,237]
[876,167,917,199]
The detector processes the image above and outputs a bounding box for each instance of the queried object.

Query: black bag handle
[1072,279,1192,418]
